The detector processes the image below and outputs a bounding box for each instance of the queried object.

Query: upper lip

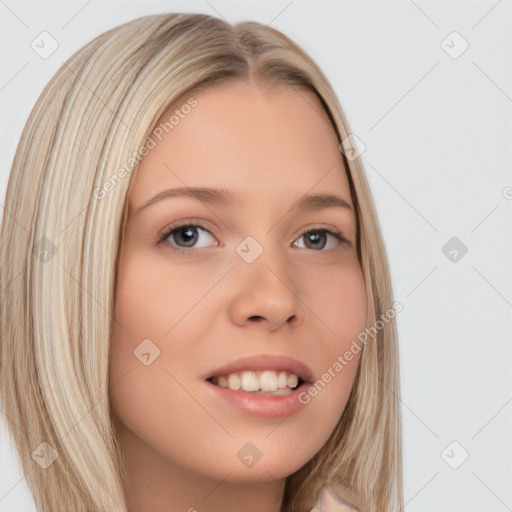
[205,354,315,384]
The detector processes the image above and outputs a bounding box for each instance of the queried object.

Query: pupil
[306,231,325,250]
[176,226,197,247]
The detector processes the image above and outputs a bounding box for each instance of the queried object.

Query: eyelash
[155,220,350,256]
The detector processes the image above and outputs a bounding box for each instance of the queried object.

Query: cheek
[305,260,367,342]
[112,252,208,337]
[109,250,235,475]
[108,258,218,475]
[299,264,366,415]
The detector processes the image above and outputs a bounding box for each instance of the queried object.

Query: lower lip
[205,381,310,418]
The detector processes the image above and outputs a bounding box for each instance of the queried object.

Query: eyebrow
[134,187,354,214]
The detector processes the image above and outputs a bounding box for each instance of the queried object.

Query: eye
[155,222,217,254]
[155,223,349,255]
[293,228,348,251]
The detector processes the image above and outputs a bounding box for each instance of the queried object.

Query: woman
[0,13,402,512]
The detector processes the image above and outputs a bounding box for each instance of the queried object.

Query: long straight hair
[0,13,402,512]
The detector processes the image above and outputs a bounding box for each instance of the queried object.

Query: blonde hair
[0,13,402,512]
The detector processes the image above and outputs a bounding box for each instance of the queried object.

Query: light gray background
[1,1,511,511]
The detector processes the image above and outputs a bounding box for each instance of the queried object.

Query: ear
[310,483,360,512]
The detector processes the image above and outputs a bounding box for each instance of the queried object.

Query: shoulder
[310,483,360,512]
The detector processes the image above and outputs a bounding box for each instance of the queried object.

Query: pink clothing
[310,484,360,512]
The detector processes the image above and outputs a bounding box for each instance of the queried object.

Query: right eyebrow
[134,187,240,214]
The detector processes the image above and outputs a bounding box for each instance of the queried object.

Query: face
[109,80,367,484]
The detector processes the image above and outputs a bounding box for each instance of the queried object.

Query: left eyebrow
[134,187,354,214]
[293,193,354,213]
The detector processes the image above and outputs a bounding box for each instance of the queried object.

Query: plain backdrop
[1,1,511,511]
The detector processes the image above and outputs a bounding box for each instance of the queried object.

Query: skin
[109,79,367,512]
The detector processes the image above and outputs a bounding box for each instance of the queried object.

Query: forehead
[128,81,351,212]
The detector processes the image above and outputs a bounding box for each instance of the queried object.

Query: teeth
[287,373,298,389]
[260,370,278,392]
[227,373,241,391]
[211,370,301,393]
[241,371,260,392]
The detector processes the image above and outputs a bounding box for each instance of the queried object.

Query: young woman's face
[110,81,367,484]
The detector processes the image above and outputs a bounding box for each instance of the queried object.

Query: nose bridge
[229,234,304,330]
[237,233,293,288]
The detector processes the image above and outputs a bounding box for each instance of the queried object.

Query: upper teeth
[213,370,299,392]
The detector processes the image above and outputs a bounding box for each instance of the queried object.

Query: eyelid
[293,222,351,243]
[154,218,219,249]
[293,226,351,249]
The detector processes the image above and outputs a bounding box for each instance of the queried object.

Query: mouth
[207,370,305,396]
[203,355,314,417]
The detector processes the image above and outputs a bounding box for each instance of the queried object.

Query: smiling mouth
[207,369,304,396]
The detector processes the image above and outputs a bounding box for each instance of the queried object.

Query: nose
[228,245,305,332]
